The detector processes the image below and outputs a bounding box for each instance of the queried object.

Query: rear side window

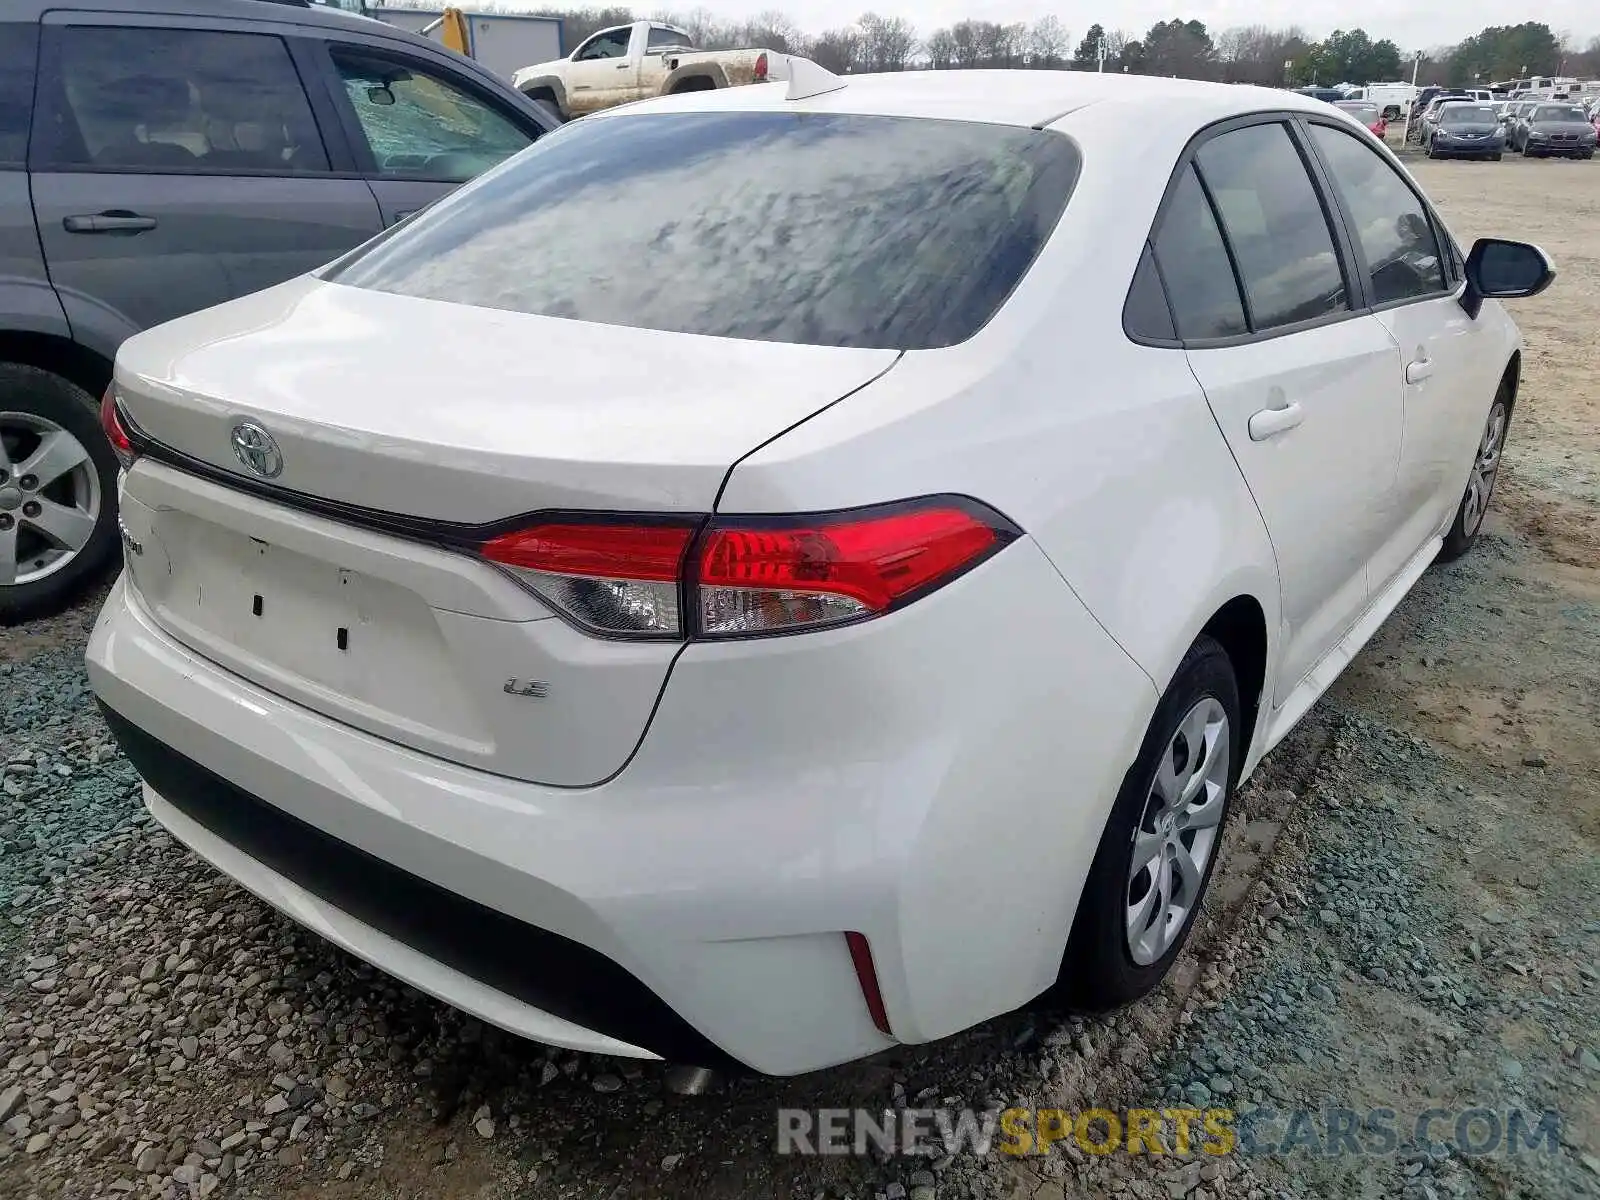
[1151,164,1246,340]
[0,24,37,167]
[37,26,328,173]
[329,112,1081,350]
[1196,123,1348,332]
[1307,124,1444,305]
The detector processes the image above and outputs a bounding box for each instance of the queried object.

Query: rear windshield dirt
[327,111,1081,350]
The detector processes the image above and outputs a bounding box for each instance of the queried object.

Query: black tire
[0,363,120,626]
[1439,386,1512,563]
[1055,635,1241,1011]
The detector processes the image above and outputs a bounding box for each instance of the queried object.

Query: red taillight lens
[696,503,1007,637]
[481,522,695,637]
[754,52,768,81]
[100,385,137,469]
[482,500,1013,640]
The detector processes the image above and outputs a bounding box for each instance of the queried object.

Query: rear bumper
[88,536,1155,1073]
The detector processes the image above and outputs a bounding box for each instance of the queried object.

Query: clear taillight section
[100,386,138,469]
[479,499,1014,641]
[480,522,695,638]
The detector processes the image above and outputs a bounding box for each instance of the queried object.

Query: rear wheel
[0,363,120,625]
[1056,636,1240,1010]
[1439,389,1510,562]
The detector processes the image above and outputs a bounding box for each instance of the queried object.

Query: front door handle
[1405,358,1435,384]
[1248,401,1305,441]
[63,211,157,235]
[615,62,631,69]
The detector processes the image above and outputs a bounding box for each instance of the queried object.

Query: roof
[6,0,397,36]
[603,67,1338,130]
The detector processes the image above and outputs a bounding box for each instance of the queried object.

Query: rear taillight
[100,386,137,469]
[481,521,696,638]
[481,498,1015,641]
[696,504,1006,636]
[754,52,769,81]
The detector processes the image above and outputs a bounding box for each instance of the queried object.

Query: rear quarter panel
[717,109,1283,763]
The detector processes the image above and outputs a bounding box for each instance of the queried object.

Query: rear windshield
[1440,105,1497,123]
[1534,105,1586,121]
[327,111,1081,350]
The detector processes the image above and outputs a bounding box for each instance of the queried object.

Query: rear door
[28,13,385,346]
[1156,118,1404,698]
[311,39,545,227]
[1302,118,1495,589]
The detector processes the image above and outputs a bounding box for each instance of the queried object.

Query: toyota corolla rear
[87,97,1157,1074]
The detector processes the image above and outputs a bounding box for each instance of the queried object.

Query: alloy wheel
[1459,401,1507,539]
[0,412,101,587]
[1126,697,1230,966]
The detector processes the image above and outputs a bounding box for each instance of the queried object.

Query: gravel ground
[1,158,1596,1200]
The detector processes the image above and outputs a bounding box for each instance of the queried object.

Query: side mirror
[1459,238,1555,318]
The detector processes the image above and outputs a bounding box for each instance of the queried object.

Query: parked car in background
[1293,86,1347,104]
[510,20,791,120]
[1408,88,1473,142]
[1335,100,1388,139]
[1345,82,1415,121]
[1513,103,1598,157]
[1425,102,1506,159]
[89,69,1550,1075]
[0,0,555,623]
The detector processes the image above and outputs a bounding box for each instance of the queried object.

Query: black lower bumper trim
[98,701,737,1069]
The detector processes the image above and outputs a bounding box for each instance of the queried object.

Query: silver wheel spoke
[1126,695,1231,967]
[25,496,95,551]
[18,430,90,490]
[0,524,16,586]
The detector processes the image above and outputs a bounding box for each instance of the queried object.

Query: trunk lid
[113,277,898,786]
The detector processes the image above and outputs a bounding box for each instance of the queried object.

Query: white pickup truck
[511,21,789,120]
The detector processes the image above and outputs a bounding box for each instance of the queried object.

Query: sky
[481,0,1599,56]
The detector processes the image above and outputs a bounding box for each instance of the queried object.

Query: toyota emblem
[230,421,283,479]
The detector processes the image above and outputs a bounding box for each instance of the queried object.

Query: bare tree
[857,12,917,71]
[1027,15,1070,69]
[925,27,957,69]
[809,26,862,73]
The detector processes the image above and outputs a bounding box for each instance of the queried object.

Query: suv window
[0,24,37,167]
[1308,124,1444,305]
[327,111,1081,350]
[1151,164,1247,340]
[41,26,328,173]
[1195,123,1348,332]
[575,28,631,60]
[331,48,533,183]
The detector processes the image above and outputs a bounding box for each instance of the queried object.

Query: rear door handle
[63,211,157,235]
[1248,401,1305,441]
[1405,358,1434,384]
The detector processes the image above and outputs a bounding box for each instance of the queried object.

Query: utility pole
[1411,49,1423,87]
[1097,35,1106,72]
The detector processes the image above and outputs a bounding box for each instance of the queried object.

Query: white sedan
[87,64,1551,1075]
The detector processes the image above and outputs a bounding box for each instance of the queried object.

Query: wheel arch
[1499,350,1521,415]
[1199,594,1270,774]
[665,63,727,93]
[0,331,113,407]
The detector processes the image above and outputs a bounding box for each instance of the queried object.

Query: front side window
[1151,164,1247,340]
[0,24,36,167]
[1195,123,1348,332]
[42,27,327,172]
[331,48,532,183]
[575,29,631,60]
[328,111,1080,350]
[1308,124,1445,305]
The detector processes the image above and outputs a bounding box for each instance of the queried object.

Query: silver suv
[0,0,554,622]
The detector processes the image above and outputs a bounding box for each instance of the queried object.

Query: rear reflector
[480,498,1014,641]
[696,505,1004,637]
[844,932,892,1037]
[481,522,695,637]
[101,386,137,469]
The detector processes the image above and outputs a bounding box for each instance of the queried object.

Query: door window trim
[28,21,339,179]
[308,38,545,184]
[1295,114,1461,314]
[1127,111,1375,351]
